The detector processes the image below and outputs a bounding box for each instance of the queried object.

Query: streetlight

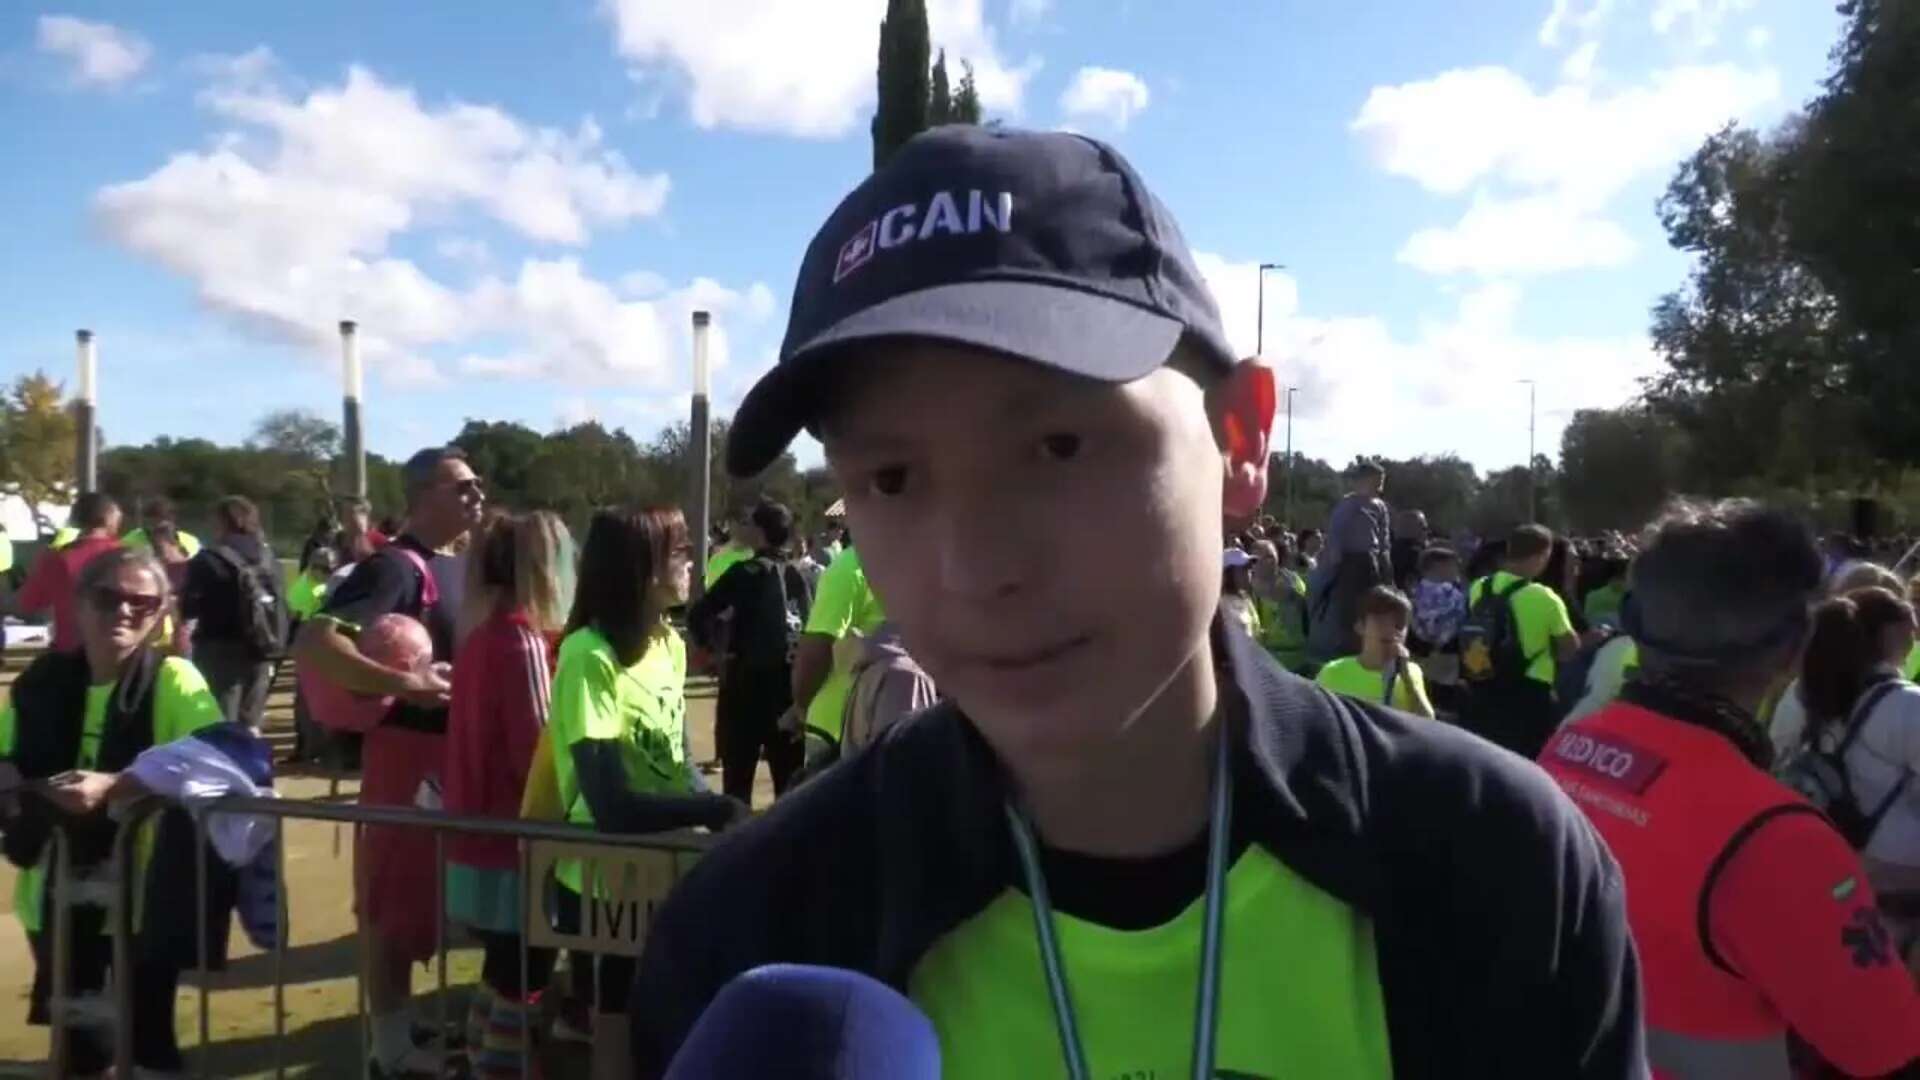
[74,330,97,494]
[1518,379,1537,522]
[689,310,712,606]
[1283,386,1300,527]
[1255,262,1285,356]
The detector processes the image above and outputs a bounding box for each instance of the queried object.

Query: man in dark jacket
[180,495,286,730]
[688,501,813,801]
[631,126,1646,1079]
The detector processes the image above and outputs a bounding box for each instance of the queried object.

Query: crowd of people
[0,123,1917,1079]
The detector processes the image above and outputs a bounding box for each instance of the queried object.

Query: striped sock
[474,996,537,1079]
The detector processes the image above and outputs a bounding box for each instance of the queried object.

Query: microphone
[664,964,941,1080]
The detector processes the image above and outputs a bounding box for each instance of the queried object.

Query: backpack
[207,544,288,661]
[1777,680,1914,850]
[1411,579,1467,651]
[765,556,809,666]
[1457,575,1533,687]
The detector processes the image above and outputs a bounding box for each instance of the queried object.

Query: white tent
[0,492,67,539]
[824,498,846,519]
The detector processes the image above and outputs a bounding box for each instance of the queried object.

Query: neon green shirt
[1255,572,1310,672]
[1582,581,1625,626]
[704,543,752,589]
[121,527,203,558]
[286,571,329,622]
[0,533,12,574]
[50,526,78,550]
[1,657,225,933]
[1906,641,1920,682]
[1468,571,1575,686]
[908,846,1392,1078]
[802,547,886,740]
[1316,655,1432,716]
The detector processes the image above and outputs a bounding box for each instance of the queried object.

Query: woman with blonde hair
[442,511,574,1076]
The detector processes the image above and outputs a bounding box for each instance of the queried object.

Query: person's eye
[1038,433,1082,462]
[868,465,909,497]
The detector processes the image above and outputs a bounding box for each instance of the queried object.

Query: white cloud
[36,15,152,88]
[1009,0,1051,24]
[1194,251,1656,470]
[1352,61,1777,278]
[435,236,492,267]
[189,46,277,89]
[1651,0,1755,47]
[601,0,1037,137]
[1398,194,1636,276]
[1058,67,1150,130]
[1538,0,1618,47]
[94,62,776,393]
[1746,26,1772,51]
[1560,41,1601,83]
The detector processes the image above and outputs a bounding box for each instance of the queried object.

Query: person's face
[101,505,123,536]
[1252,544,1280,588]
[826,343,1228,761]
[80,563,166,658]
[1356,612,1407,653]
[416,459,486,538]
[1302,534,1323,556]
[650,531,694,609]
[1424,558,1459,583]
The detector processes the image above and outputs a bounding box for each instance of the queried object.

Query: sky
[0,0,1843,477]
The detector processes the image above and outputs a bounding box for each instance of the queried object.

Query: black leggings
[474,929,557,1001]
[716,662,803,802]
[29,926,184,1075]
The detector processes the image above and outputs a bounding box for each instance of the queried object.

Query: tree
[250,409,339,463]
[1375,454,1479,534]
[0,373,77,535]
[951,60,982,125]
[870,0,930,169]
[929,48,952,125]
[452,420,547,510]
[1557,408,1690,533]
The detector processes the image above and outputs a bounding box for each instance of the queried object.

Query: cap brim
[727,281,1189,477]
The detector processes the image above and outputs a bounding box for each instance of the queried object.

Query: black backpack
[1458,575,1533,687]
[207,545,288,661]
[1778,680,1914,850]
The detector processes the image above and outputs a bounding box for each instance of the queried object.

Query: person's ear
[1215,361,1275,528]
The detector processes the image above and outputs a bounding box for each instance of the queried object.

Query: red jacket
[17,534,121,652]
[1541,700,1920,1079]
[443,609,554,870]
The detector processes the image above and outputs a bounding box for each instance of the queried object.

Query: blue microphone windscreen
[664,963,941,1080]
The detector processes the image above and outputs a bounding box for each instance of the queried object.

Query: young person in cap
[631,125,1644,1079]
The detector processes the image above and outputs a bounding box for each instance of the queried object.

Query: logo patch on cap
[834,220,878,283]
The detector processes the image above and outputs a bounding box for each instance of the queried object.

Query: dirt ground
[0,657,753,1078]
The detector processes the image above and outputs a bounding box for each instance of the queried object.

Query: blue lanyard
[1005,725,1234,1080]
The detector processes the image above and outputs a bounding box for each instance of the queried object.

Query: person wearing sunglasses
[0,546,226,1077]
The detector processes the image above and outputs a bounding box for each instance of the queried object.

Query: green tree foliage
[1557,408,1690,533]
[951,60,983,124]
[929,48,952,125]
[871,0,930,169]
[0,373,78,535]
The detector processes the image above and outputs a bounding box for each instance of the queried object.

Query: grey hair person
[1626,498,1824,689]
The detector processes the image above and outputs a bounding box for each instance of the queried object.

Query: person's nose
[931,488,1032,603]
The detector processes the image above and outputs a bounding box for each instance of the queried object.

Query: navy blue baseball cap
[726,125,1238,477]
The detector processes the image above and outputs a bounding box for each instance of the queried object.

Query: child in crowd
[1221,548,1258,638]
[1410,547,1467,712]
[1316,585,1435,718]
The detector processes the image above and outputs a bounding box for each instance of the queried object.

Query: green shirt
[802,547,886,740]
[548,625,689,826]
[1468,571,1574,686]
[1316,655,1431,716]
[50,526,78,550]
[0,657,225,933]
[704,543,752,589]
[908,846,1392,1079]
[1254,573,1310,672]
[0,532,12,574]
[1906,641,1920,682]
[121,527,203,558]
[1582,582,1625,626]
[287,570,329,622]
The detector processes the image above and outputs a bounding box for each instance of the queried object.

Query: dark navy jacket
[632,622,1649,1078]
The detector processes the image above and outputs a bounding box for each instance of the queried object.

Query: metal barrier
[25,791,710,1078]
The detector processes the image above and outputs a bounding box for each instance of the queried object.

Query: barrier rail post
[49,827,71,1079]
[98,792,710,1077]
